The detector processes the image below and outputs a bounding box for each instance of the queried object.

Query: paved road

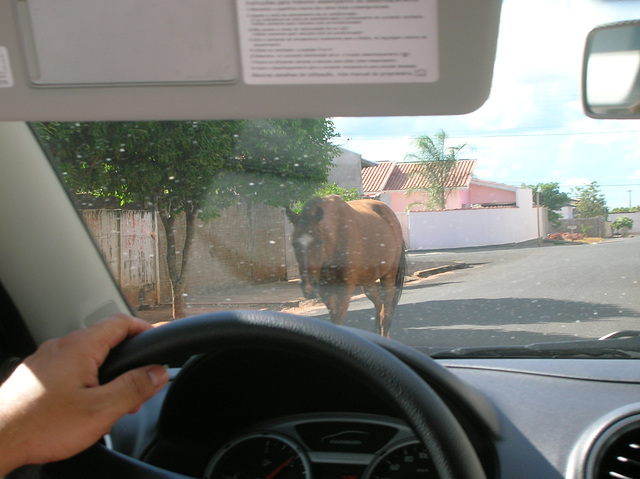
[313,237,640,351]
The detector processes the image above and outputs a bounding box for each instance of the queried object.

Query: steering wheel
[45,310,487,479]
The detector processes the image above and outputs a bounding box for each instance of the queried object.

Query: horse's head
[286,200,325,299]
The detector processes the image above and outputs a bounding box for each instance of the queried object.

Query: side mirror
[583,20,640,119]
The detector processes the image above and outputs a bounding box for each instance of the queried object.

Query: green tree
[213,119,340,209]
[527,182,571,227]
[316,183,360,201]
[404,129,467,210]
[288,183,360,214]
[611,216,633,235]
[610,206,640,213]
[572,181,607,218]
[34,119,339,318]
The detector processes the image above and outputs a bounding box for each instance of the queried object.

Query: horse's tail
[392,243,407,308]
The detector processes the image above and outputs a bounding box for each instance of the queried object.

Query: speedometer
[364,441,438,479]
[204,432,311,479]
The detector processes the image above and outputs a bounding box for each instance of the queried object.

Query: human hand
[0,314,169,476]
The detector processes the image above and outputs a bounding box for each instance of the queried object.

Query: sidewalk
[137,257,463,323]
[185,258,463,308]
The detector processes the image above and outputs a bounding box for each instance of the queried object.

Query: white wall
[609,212,640,233]
[560,205,574,220]
[405,188,542,250]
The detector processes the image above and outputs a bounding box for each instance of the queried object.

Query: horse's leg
[377,275,397,338]
[320,283,355,325]
[363,283,383,335]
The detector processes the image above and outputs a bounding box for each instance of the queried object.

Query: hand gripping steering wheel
[45,310,487,479]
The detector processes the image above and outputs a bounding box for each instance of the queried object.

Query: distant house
[328,147,377,195]
[361,160,518,212]
[560,200,578,220]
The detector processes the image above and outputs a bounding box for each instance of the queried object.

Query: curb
[186,299,304,309]
[412,262,468,278]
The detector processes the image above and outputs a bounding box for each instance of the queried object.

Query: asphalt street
[314,237,640,351]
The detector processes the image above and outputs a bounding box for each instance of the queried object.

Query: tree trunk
[158,207,198,319]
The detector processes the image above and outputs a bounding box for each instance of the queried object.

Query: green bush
[611,216,633,235]
[289,183,360,213]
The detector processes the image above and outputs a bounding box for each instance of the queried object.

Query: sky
[331,0,640,209]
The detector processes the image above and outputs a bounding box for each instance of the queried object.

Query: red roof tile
[361,161,394,194]
[362,160,476,194]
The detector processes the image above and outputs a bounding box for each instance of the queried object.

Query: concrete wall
[550,216,610,237]
[609,212,640,233]
[405,189,544,250]
[83,203,289,309]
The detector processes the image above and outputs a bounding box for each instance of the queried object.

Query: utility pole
[537,190,542,247]
[628,190,632,208]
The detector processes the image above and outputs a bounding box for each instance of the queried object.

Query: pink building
[361,160,518,212]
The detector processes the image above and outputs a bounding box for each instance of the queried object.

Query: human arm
[0,314,169,476]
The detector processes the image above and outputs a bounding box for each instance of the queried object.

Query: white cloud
[332,0,640,207]
[565,177,591,187]
[335,136,413,163]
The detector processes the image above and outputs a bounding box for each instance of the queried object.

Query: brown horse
[286,195,406,337]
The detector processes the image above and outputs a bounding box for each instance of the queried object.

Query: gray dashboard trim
[442,358,640,478]
[441,358,640,383]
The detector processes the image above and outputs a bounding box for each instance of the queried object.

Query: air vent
[589,415,640,479]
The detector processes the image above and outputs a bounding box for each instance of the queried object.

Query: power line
[340,128,640,142]
[498,182,640,187]
[598,184,640,187]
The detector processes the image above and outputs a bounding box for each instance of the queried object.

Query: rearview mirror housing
[583,19,640,119]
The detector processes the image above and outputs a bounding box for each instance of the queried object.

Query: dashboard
[111,346,449,478]
[108,338,640,479]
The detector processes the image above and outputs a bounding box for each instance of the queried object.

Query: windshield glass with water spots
[33,0,640,356]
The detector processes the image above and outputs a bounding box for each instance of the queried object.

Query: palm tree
[404,129,466,210]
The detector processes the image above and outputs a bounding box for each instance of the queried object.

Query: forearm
[0,427,29,477]
[0,367,38,476]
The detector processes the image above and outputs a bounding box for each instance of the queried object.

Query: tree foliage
[527,182,571,227]
[610,206,640,213]
[33,119,339,317]
[289,183,360,214]
[572,181,607,218]
[36,121,241,213]
[315,183,360,201]
[611,216,633,235]
[404,129,467,210]
[210,118,340,211]
[35,119,339,214]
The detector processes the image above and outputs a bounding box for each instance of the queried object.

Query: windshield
[33,0,640,357]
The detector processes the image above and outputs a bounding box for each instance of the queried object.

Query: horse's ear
[314,207,324,223]
[285,206,298,224]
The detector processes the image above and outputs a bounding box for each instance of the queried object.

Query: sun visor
[14,0,239,86]
[0,0,502,120]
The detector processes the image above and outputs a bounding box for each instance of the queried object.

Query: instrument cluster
[203,413,437,479]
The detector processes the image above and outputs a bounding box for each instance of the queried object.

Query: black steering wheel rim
[46,310,486,479]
